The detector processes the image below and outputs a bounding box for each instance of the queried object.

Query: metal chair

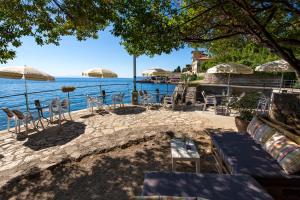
[163,84,185,110]
[201,91,217,112]
[185,87,197,105]
[256,95,270,114]
[1,107,14,131]
[12,110,36,134]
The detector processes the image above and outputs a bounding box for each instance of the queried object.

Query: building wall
[191,60,201,74]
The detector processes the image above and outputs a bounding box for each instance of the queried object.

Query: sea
[0,77,175,131]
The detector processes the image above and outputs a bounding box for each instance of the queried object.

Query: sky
[0,29,195,78]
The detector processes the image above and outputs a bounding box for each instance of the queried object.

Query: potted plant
[61,86,76,93]
[230,92,260,133]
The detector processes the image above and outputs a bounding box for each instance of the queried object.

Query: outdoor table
[35,104,50,129]
[171,139,200,173]
[142,172,274,200]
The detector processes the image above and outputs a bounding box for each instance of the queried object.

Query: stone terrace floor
[0,105,236,188]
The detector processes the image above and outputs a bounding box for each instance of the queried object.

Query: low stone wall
[270,93,300,131]
[204,73,281,87]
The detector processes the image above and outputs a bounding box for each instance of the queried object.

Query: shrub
[61,86,76,93]
[230,92,260,121]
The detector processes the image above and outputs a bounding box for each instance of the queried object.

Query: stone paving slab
[0,106,235,188]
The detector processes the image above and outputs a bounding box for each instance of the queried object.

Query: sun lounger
[210,116,300,199]
[140,172,273,200]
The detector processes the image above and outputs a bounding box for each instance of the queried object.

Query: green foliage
[180,74,201,82]
[231,92,260,121]
[61,86,76,93]
[173,66,181,73]
[201,38,279,70]
[182,64,192,73]
[293,82,300,89]
[0,0,299,76]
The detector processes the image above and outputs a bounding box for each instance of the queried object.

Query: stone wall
[204,73,282,87]
[270,93,300,131]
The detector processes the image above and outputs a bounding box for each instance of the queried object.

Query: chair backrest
[112,93,124,101]
[87,95,96,103]
[139,90,144,96]
[50,98,60,111]
[2,107,14,118]
[101,90,106,97]
[34,100,42,109]
[61,99,69,109]
[239,92,246,99]
[12,110,25,120]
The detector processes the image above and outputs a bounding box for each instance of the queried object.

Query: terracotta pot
[235,116,249,133]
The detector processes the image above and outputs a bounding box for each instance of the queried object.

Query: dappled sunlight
[0,131,216,200]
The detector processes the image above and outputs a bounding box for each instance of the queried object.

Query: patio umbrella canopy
[255,60,294,90]
[0,66,55,81]
[82,68,118,78]
[255,60,294,73]
[142,68,171,77]
[207,63,253,74]
[0,66,55,110]
[206,63,253,95]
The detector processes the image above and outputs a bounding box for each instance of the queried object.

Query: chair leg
[203,103,206,111]
[50,112,53,123]
[68,112,72,120]
[58,112,62,126]
[15,120,18,134]
[25,122,29,134]
[7,118,10,131]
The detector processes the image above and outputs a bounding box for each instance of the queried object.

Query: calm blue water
[0,77,175,131]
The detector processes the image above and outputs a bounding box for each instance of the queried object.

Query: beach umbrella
[255,59,294,89]
[82,68,118,97]
[82,68,118,78]
[207,63,253,95]
[0,66,55,111]
[142,68,171,77]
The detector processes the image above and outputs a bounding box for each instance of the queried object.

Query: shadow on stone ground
[23,121,86,151]
[111,106,146,115]
[0,132,216,200]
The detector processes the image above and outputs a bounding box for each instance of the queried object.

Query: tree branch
[182,32,244,43]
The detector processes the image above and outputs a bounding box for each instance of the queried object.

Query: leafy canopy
[0,0,299,74]
[201,37,279,70]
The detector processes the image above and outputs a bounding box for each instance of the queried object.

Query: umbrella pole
[280,72,284,92]
[227,73,231,96]
[24,77,29,111]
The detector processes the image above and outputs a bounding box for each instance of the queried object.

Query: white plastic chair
[49,98,62,125]
[61,99,72,120]
[12,110,36,134]
[1,107,14,131]
[139,90,152,106]
[87,95,103,113]
[112,93,125,108]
